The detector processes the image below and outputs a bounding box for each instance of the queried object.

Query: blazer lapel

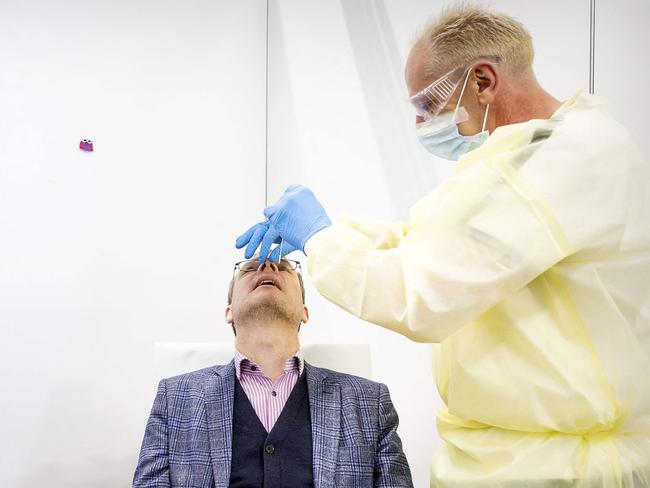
[204,361,235,488]
[306,362,341,488]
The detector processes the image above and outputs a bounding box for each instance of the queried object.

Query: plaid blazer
[133,361,413,488]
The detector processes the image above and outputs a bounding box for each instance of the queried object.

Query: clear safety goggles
[409,65,468,121]
[409,56,501,121]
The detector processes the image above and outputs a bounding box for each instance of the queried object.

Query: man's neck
[496,77,562,128]
[234,321,300,382]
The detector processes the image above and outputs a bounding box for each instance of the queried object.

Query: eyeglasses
[232,258,302,277]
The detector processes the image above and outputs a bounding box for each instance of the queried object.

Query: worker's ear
[472,61,498,106]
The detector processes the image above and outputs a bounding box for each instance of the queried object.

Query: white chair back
[154,342,372,379]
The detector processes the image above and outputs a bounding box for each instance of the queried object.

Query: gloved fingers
[258,225,281,262]
[267,245,282,263]
[263,204,277,220]
[243,222,270,260]
[235,222,260,249]
[268,241,298,262]
[263,184,309,220]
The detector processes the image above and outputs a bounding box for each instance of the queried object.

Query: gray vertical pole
[589,0,596,94]
[265,0,270,206]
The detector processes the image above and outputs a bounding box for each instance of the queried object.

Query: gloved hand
[235,184,332,261]
[235,220,300,261]
[236,220,271,259]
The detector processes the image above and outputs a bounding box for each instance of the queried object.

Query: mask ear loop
[454,67,490,133]
[481,104,490,132]
[452,68,472,120]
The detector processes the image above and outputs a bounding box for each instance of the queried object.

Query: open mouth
[254,278,280,290]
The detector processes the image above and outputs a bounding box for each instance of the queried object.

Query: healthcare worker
[236,5,650,487]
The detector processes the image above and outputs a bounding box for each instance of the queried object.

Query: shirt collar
[234,348,304,380]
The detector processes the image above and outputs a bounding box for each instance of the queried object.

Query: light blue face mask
[416,70,490,161]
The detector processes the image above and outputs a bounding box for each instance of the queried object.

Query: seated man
[133,257,413,488]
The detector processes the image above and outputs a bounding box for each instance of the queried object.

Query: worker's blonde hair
[415,4,534,78]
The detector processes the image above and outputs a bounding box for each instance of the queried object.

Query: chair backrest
[154,342,372,380]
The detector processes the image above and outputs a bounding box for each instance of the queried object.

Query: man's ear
[472,61,498,106]
[301,305,309,324]
[225,305,233,325]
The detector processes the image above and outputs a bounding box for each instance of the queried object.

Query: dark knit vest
[228,372,314,488]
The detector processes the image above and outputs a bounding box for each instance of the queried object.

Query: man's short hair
[414,4,534,79]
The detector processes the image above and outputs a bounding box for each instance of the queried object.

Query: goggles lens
[409,66,467,120]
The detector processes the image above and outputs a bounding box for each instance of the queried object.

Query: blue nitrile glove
[236,220,271,259]
[268,237,299,262]
[260,184,331,260]
[235,220,300,261]
[235,184,331,262]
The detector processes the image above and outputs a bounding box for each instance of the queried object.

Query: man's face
[225,259,308,330]
[405,45,435,125]
[405,46,486,135]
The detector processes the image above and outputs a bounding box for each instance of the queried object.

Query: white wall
[1,1,648,487]
[595,0,650,159]
[0,1,266,486]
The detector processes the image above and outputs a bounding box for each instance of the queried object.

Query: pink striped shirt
[234,349,304,432]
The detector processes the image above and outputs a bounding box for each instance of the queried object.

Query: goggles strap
[453,69,472,115]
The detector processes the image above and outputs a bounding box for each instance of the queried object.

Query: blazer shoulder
[307,363,385,395]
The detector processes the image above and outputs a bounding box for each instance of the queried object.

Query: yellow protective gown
[306,92,650,487]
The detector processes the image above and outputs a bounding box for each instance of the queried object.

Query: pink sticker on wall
[79,139,94,151]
